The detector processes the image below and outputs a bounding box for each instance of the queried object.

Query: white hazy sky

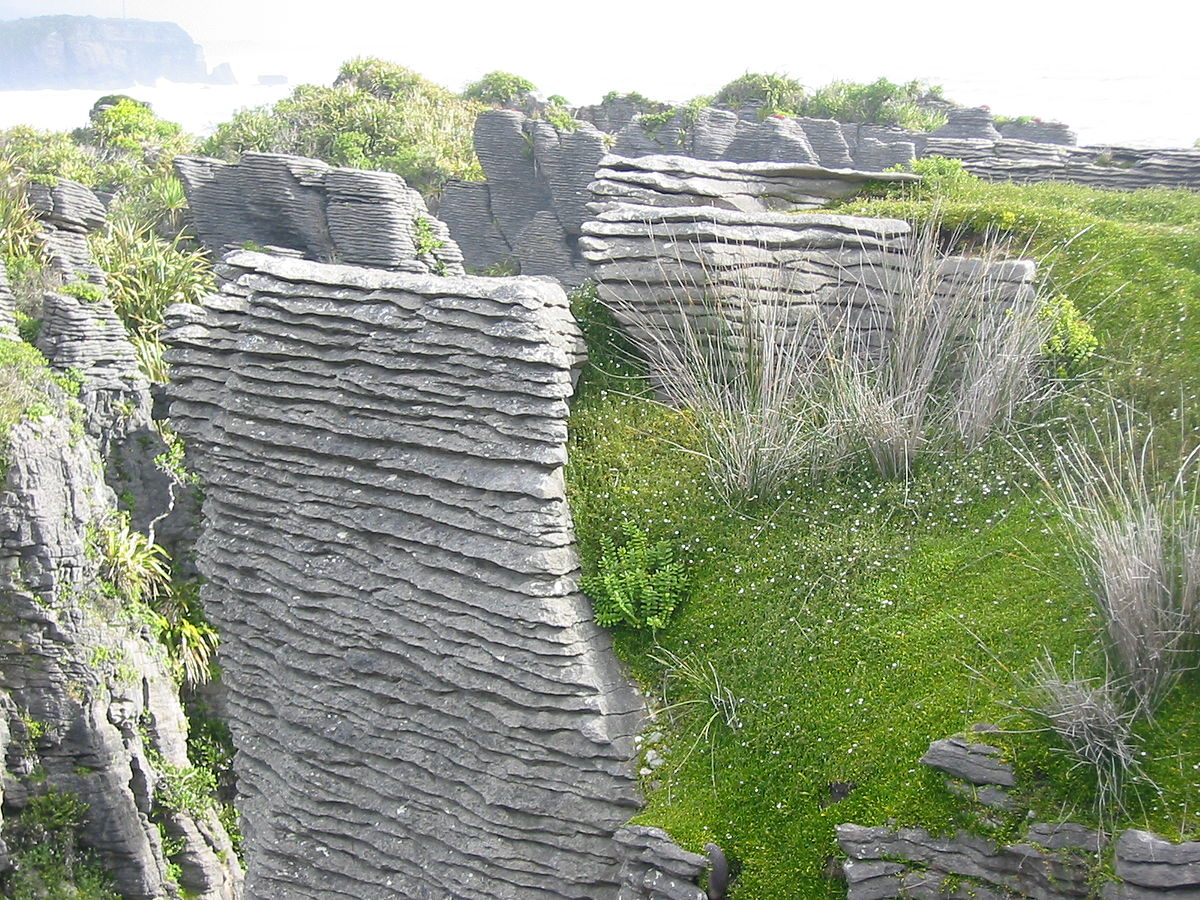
[0,0,1197,147]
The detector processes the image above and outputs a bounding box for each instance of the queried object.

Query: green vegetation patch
[202,57,484,195]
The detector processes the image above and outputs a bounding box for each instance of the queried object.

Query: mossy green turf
[565,174,1200,898]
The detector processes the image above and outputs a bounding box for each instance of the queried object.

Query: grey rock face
[175,153,464,275]
[689,108,740,160]
[25,182,182,542]
[724,116,819,164]
[920,736,1016,786]
[164,250,645,898]
[0,411,241,899]
[589,154,917,213]
[25,178,107,285]
[998,121,1077,145]
[455,110,597,284]
[793,117,856,168]
[0,259,17,339]
[0,15,208,89]
[1116,831,1200,889]
[437,180,514,271]
[614,826,708,900]
[838,823,1094,900]
[932,107,1003,142]
[459,102,1200,284]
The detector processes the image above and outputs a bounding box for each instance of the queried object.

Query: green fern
[582,523,686,630]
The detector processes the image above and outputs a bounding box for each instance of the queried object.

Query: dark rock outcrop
[614,825,708,900]
[163,250,651,898]
[0,15,208,89]
[175,153,464,275]
[25,177,107,285]
[439,109,604,283]
[448,103,1200,286]
[0,409,241,899]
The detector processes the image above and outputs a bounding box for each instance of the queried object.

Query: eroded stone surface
[164,251,650,898]
[175,153,464,275]
[0,412,241,899]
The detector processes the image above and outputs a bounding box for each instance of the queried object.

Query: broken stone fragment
[921,736,1016,787]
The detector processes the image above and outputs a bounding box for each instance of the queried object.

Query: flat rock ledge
[163,250,710,898]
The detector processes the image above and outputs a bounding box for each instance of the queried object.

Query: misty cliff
[0,16,210,90]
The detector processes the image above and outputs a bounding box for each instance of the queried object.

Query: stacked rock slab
[0,410,241,899]
[28,178,180,539]
[163,250,659,898]
[589,154,918,212]
[581,157,1038,393]
[450,104,1200,283]
[25,177,107,284]
[582,204,911,379]
[174,152,464,275]
[439,110,607,284]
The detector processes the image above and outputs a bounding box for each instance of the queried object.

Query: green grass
[565,172,1200,897]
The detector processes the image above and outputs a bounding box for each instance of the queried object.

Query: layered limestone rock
[439,109,605,283]
[0,409,241,899]
[838,823,1100,900]
[580,200,912,371]
[25,178,107,285]
[451,104,1200,285]
[997,120,1076,145]
[589,154,917,212]
[27,181,182,542]
[163,251,654,898]
[174,153,464,275]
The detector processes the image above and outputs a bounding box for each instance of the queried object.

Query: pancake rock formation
[163,250,687,898]
[175,152,465,276]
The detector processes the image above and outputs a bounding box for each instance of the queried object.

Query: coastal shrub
[581,522,686,630]
[89,212,213,340]
[712,72,805,116]
[96,512,171,607]
[83,97,189,156]
[462,71,536,107]
[803,78,947,131]
[0,340,60,465]
[203,58,484,194]
[0,791,119,900]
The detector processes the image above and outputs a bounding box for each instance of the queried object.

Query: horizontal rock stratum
[164,252,647,898]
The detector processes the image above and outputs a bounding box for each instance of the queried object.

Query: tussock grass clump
[826,219,1054,478]
[603,216,1058,495]
[1024,653,1143,822]
[1033,412,1200,714]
